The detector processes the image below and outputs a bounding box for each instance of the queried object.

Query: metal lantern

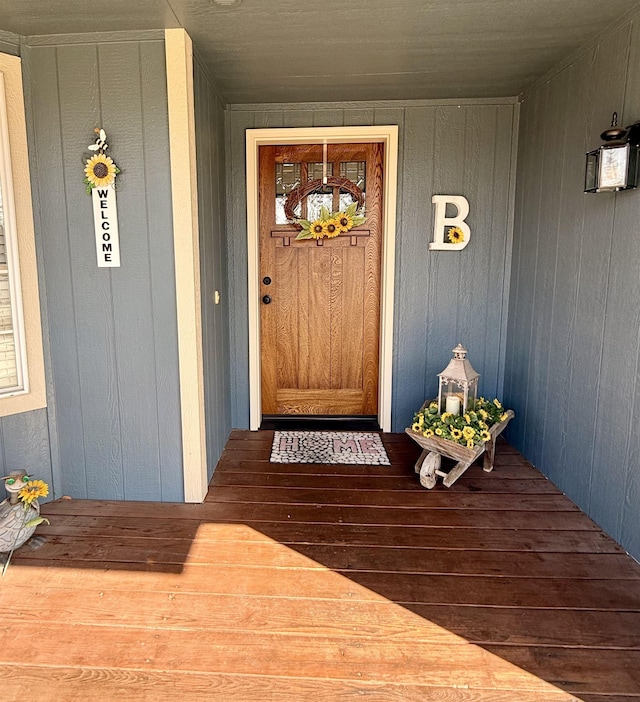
[585,112,640,193]
[437,344,479,416]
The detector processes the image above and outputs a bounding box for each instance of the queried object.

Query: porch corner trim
[165,28,208,502]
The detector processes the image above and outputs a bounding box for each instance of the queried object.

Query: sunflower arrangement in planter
[294,202,366,241]
[411,397,510,449]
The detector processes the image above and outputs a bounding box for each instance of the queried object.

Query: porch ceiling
[1,0,639,103]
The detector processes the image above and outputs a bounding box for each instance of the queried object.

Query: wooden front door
[259,142,384,417]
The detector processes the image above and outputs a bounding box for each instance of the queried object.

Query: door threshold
[260,415,381,431]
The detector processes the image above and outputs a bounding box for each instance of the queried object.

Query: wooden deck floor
[2,431,640,701]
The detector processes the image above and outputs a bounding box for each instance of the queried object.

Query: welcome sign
[92,185,121,267]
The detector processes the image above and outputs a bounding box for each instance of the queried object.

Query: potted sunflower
[1,471,49,575]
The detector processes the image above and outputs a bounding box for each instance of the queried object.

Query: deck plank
[216,459,545,478]
[0,622,607,691]
[15,536,637,577]
[0,666,579,702]
[42,500,596,529]
[211,471,559,492]
[36,517,621,552]
[6,586,640,648]
[2,431,640,700]
[204,486,577,509]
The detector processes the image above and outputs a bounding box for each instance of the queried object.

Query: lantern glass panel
[467,381,478,412]
[585,150,599,192]
[439,380,463,416]
[599,144,629,190]
[628,145,640,188]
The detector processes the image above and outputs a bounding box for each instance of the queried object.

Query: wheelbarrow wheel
[419,451,441,489]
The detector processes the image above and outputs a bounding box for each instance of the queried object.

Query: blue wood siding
[22,36,184,501]
[193,52,231,480]
[0,38,54,496]
[225,101,518,432]
[505,16,640,561]
[0,410,53,497]
[0,29,19,56]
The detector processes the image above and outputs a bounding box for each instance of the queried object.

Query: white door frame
[245,126,398,432]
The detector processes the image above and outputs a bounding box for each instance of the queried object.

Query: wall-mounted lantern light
[437,344,479,416]
[585,112,640,193]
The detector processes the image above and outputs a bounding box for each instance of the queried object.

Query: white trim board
[165,29,208,503]
[231,97,518,111]
[245,126,399,432]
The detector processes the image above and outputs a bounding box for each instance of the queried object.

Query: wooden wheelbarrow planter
[405,409,515,489]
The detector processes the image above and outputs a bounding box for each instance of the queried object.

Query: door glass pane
[307,162,333,182]
[275,163,301,224]
[339,192,364,213]
[339,161,366,214]
[306,162,334,220]
[339,161,366,190]
[307,192,334,221]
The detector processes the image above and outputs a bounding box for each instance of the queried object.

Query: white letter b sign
[430,195,470,251]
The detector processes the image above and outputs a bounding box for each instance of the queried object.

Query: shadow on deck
[1,432,639,700]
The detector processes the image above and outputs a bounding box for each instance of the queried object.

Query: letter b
[430,195,471,251]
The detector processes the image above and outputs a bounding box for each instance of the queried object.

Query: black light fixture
[585,112,640,193]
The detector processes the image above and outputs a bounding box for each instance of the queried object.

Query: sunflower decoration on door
[83,128,120,194]
[284,175,366,241]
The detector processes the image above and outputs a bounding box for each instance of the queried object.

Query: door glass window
[339,161,366,213]
[307,162,333,181]
[306,162,334,221]
[340,161,365,189]
[275,162,301,224]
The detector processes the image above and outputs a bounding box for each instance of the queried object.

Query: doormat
[270,431,390,465]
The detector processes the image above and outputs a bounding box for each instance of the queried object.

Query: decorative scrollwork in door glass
[305,162,333,222]
[339,161,366,213]
[275,163,301,224]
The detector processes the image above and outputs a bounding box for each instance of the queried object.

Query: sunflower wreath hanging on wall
[284,176,366,241]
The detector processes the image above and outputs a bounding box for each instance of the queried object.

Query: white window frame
[0,72,28,395]
[0,52,46,416]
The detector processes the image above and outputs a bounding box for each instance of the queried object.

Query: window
[0,90,27,394]
[0,52,46,416]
